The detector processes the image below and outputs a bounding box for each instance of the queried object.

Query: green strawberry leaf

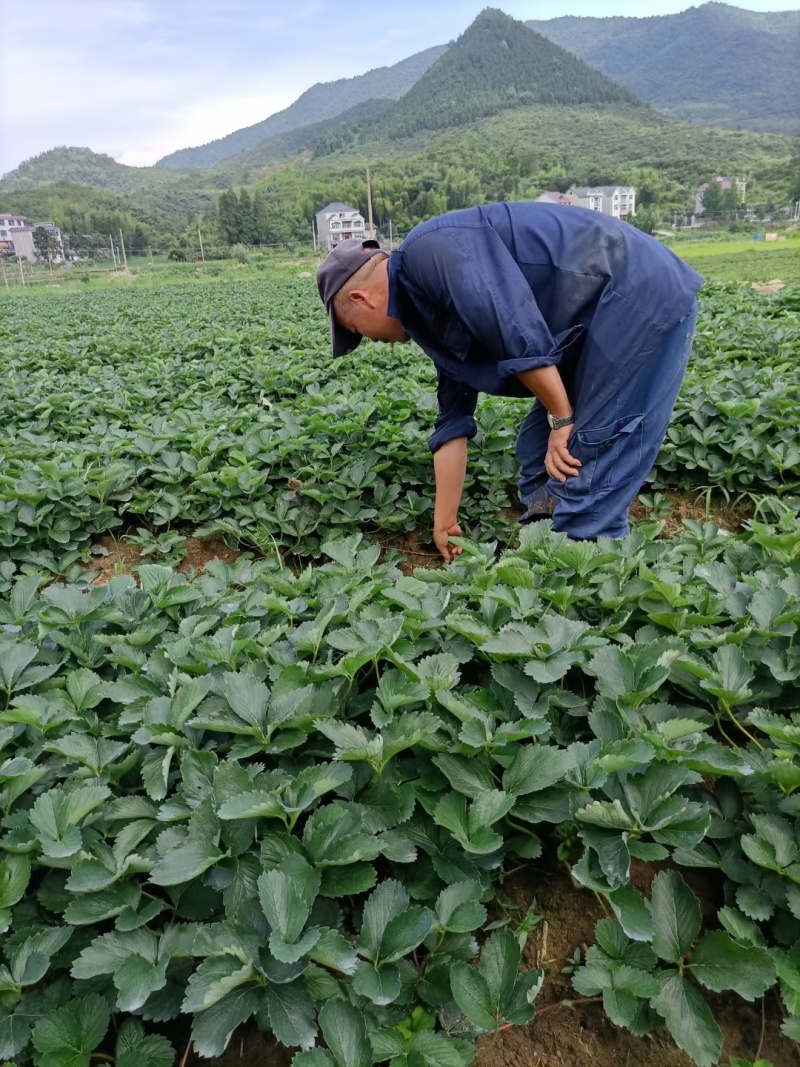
[352,960,403,1005]
[292,1050,336,1067]
[502,745,574,796]
[689,931,777,1000]
[651,870,701,963]
[31,994,110,1067]
[450,963,496,1031]
[258,855,320,943]
[652,972,722,1067]
[149,837,224,886]
[264,980,317,1050]
[189,985,261,1058]
[435,880,487,933]
[113,953,169,1012]
[115,1019,175,1067]
[318,999,372,1067]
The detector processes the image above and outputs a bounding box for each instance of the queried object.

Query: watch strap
[547,412,575,430]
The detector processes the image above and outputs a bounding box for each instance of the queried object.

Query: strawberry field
[0,276,799,1067]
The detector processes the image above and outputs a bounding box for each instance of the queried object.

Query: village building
[566,185,637,218]
[315,202,368,251]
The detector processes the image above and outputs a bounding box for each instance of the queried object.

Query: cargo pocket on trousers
[574,413,645,492]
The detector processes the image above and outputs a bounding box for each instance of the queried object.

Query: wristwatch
[547,412,575,431]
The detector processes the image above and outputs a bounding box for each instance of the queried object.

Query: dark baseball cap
[317,237,384,357]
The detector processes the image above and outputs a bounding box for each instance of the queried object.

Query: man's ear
[349,288,376,311]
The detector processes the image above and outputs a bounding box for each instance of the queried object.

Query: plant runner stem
[723,701,763,750]
[495,996,604,1032]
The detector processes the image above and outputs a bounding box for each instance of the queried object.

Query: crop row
[1,518,799,1065]
[0,280,797,562]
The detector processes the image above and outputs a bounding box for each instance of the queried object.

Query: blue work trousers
[517,301,698,540]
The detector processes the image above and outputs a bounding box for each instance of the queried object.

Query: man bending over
[317,201,702,561]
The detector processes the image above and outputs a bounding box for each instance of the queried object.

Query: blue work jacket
[386,202,703,452]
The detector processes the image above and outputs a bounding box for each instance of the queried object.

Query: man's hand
[433,522,463,563]
[545,426,581,482]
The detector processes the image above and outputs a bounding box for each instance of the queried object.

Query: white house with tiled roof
[315,202,367,251]
[0,214,28,242]
[566,185,636,219]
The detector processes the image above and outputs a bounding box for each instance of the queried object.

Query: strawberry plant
[0,518,796,1065]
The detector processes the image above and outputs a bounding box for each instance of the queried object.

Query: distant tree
[217,190,240,244]
[700,181,740,216]
[32,226,61,263]
[128,225,147,253]
[66,233,109,259]
[629,205,662,236]
[237,189,257,244]
[626,167,670,208]
[252,190,266,244]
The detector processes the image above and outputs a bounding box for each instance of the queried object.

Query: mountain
[0,146,197,194]
[155,45,448,169]
[527,2,800,137]
[353,8,643,142]
[0,147,222,232]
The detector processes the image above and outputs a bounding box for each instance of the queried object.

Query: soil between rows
[85,488,754,584]
[187,863,796,1067]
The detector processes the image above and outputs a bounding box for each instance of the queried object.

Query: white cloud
[0,0,371,172]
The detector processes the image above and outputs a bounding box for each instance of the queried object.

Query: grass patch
[680,242,800,283]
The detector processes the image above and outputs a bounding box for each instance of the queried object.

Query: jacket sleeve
[429,367,479,453]
[401,223,582,385]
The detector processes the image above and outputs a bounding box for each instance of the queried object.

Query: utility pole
[312,218,317,252]
[1,259,8,291]
[109,234,117,269]
[148,247,154,266]
[17,255,25,286]
[198,228,205,262]
[366,166,375,240]
[389,219,393,250]
[118,228,128,270]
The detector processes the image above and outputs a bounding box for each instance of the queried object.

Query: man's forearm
[433,437,468,526]
[516,365,572,417]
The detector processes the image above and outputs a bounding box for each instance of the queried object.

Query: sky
[1,0,797,176]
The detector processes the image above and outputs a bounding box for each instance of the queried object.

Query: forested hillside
[153,2,794,171]
[528,2,800,136]
[244,104,797,243]
[331,9,642,145]
[3,102,795,249]
[0,147,196,194]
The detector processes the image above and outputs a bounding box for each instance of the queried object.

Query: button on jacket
[385,201,703,452]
